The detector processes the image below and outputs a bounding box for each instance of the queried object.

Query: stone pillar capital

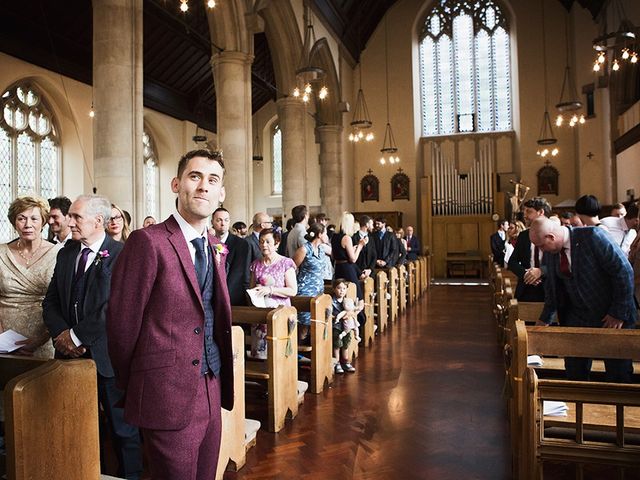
[276,96,305,113]
[211,50,254,67]
[316,124,343,139]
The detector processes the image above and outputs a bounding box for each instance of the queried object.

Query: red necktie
[559,248,571,277]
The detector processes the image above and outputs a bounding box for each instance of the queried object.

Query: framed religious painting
[391,170,410,201]
[360,173,379,202]
[537,164,559,196]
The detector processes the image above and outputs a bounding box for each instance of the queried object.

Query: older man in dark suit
[107,149,234,480]
[43,194,142,480]
[531,217,636,382]
[404,225,420,261]
[211,207,249,305]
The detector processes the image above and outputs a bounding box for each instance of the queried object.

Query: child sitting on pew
[331,279,363,374]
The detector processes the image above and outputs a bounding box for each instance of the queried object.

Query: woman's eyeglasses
[110,214,123,222]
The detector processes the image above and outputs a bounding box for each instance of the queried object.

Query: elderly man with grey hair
[43,194,142,479]
[530,216,636,383]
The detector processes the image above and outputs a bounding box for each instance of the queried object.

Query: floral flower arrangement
[94,249,110,266]
[213,243,229,255]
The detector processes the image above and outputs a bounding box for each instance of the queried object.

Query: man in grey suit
[530,217,636,382]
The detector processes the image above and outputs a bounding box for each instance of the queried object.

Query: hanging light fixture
[291,7,327,104]
[252,132,263,163]
[349,66,374,143]
[536,0,559,159]
[179,0,188,13]
[89,101,95,119]
[591,0,637,72]
[379,14,399,165]
[555,14,585,128]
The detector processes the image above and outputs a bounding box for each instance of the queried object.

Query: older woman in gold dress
[0,196,61,358]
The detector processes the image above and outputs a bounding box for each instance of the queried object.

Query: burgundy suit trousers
[142,374,222,480]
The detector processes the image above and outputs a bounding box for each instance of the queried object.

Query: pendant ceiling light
[292,7,328,103]
[592,0,637,72]
[379,14,399,165]
[349,14,374,143]
[536,0,559,159]
[555,14,585,128]
[252,132,263,163]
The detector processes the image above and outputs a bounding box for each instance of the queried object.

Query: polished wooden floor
[225,286,511,479]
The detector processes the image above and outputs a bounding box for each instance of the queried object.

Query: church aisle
[225,285,510,479]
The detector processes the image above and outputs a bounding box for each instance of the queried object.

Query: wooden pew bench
[216,325,250,479]
[407,261,417,305]
[1,356,100,480]
[374,270,389,334]
[232,305,298,433]
[398,264,407,314]
[508,321,640,479]
[360,276,375,348]
[291,294,334,394]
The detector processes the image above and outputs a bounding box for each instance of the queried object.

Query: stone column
[316,125,343,221]
[276,97,306,220]
[93,0,143,222]
[211,51,253,224]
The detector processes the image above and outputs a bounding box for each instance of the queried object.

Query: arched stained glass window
[419,0,512,136]
[0,83,60,242]
[142,130,160,221]
[271,124,282,195]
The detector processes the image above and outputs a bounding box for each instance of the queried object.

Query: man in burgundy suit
[107,149,234,480]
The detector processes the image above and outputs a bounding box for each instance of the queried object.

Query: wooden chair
[398,264,407,314]
[344,282,360,363]
[387,267,399,323]
[232,305,299,433]
[2,356,100,480]
[508,322,640,479]
[291,294,334,394]
[361,276,375,348]
[216,326,248,479]
[375,270,389,334]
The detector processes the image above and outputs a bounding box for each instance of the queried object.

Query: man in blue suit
[530,217,636,382]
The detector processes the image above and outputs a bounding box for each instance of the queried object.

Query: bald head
[252,212,272,233]
[529,217,565,254]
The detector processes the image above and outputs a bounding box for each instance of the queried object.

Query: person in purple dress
[249,228,297,358]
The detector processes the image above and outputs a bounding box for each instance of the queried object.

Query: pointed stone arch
[310,38,341,127]
[206,0,253,54]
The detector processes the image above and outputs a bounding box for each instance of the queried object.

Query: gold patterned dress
[0,242,61,358]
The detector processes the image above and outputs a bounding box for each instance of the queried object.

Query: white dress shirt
[173,211,209,265]
[600,216,636,255]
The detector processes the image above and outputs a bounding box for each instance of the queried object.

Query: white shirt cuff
[69,329,82,347]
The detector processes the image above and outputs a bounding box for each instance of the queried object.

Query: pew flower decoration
[213,243,228,266]
[94,250,110,266]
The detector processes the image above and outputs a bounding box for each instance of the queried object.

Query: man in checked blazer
[530,217,636,383]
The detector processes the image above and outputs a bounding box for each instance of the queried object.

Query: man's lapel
[166,216,204,309]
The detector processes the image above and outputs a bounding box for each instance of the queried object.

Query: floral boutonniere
[213,243,228,266]
[94,249,110,266]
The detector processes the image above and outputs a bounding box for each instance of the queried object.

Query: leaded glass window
[142,130,160,222]
[0,83,60,242]
[419,0,512,136]
[272,124,282,195]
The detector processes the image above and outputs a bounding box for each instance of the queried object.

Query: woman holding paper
[248,228,297,358]
[0,196,61,358]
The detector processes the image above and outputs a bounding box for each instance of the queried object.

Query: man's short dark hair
[374,216,386,224]
[177,149,224,178]
[48,196,72,216]
[291,205,308,223]
[359,215,371,226]
[575,195,601,217]
[560,212,574,220]
[625,202,639,220]
[232,221,246,230]
[523,197,552,217]
[213,207,229,216]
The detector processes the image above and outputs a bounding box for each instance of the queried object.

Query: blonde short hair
[7,196,49,228]
[337,211,357,236]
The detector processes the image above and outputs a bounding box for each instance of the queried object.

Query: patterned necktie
[191,237,207,291]
[559,248,571,277]
[74,247,92,283]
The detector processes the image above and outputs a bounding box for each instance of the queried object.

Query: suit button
[192,359,200,366]
[194,327,202,334]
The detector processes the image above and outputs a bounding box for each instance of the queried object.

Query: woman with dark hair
[248,228,297,358]
[293,222,328,342]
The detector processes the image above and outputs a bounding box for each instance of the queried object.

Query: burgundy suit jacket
[107,215,234,430]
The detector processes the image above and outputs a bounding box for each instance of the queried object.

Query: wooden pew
[291,294,334,394]
[375,270,389,334]
[360,276,375,348]
[387,267,399,323]
[407,261,417,305]
[398,264,407,314]
[232,305,298,433]
[2,356,100,480]
[344,282,360,363]
[216,326,248,479]
[508,322,640,479]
